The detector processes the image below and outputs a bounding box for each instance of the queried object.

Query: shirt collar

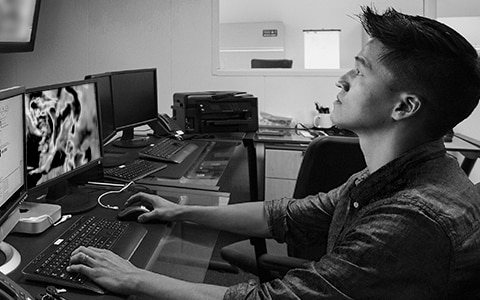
[350,139,446,204]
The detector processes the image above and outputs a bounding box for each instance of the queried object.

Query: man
[68,6,480,299]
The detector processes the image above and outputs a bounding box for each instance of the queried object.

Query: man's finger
[71,245,88,257]
[125,192,149,206]
[71,246,102,260]
[67,263,94,277]
[70,252,94,267]
[137,211,158,223]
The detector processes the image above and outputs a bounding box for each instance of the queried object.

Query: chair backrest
[289,136,366,260]
[251,59,293,69]
[293,136,366,199]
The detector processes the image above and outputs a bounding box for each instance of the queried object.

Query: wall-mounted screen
[0,0,42,53]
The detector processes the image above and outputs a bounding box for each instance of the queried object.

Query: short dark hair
[359,6,480,138]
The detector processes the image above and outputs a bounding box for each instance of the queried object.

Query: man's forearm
[175,202,271,238]
[133,270,228,300]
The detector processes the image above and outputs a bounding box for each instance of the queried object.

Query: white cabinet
[264,148,304,201]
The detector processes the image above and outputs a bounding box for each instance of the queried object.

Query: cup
[313,113,333,128]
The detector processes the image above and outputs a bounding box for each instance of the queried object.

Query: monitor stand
[45,181,97,215]
[112,128,152,148]
[0,242,21,275]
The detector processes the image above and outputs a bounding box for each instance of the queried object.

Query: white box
[13,202,62,234]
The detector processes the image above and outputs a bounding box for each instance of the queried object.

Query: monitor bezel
[0,86,28,227]
[109,68,158,131]
[0,0,42,53]
[24,79,104,194]
[85,72,117,143]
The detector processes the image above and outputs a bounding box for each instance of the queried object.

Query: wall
[0,0,479,179]
[0,0,427,126]
[0,0,174,112]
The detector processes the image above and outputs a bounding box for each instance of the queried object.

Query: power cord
[97,181,134,210]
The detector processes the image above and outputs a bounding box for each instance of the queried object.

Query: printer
[172,91,258,133]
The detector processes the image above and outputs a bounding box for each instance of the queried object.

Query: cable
[97,181,134,210]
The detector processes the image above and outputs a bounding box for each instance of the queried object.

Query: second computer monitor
[85,73,116,144]
[24,80,102,213]
[110,68,158,147]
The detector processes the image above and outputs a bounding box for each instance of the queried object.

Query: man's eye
[355,68,362,76]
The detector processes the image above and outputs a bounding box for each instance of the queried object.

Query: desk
[5,136,248,299]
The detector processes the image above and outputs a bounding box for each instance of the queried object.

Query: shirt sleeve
[264,175,354,247]
[224,199,451,300]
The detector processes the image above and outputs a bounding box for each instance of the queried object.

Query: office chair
[251,59,293,69]
[221,136,366,281]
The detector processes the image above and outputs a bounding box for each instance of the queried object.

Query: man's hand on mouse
[125,192,181,223]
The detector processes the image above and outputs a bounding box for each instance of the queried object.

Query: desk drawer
[265,149,304,179]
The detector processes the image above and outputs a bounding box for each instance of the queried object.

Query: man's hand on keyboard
[125,192,180,223]
[67,246,147,295]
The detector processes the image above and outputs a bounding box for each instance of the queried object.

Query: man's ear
[391,93,422,121]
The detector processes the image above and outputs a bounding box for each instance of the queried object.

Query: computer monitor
[110,68,158,148]
[0,0,42,53]
[25,80,103,214]
[0,86,27,274]
[85,72,129,167]
[84,73,116,144]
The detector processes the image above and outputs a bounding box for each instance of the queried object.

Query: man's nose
[336,70,354,92]
[336,79,350,92]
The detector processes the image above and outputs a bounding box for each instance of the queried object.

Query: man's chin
[330,114,340,127]
[329,117,355,133]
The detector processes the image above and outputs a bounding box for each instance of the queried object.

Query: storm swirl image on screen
[25,83,101,188]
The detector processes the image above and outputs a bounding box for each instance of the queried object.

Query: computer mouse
[117,205,151,221]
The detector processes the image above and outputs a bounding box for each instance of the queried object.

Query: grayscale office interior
[0,0,480,299]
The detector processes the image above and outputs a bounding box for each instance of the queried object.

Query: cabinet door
[265,149,304,179]
[264,149,304,200]
[265,178,297,201]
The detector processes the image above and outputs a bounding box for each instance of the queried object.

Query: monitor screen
[111,68,158,130]
[25,81,102,191]
[0,0,41,52]
[0,86,27,235]
[85,73,116,144]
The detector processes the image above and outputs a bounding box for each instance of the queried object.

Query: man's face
[331,38,398,134]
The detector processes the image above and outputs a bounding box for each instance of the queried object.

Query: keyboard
[22,215,147,294]
[104,159,167,182]
[139,137,198,164]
